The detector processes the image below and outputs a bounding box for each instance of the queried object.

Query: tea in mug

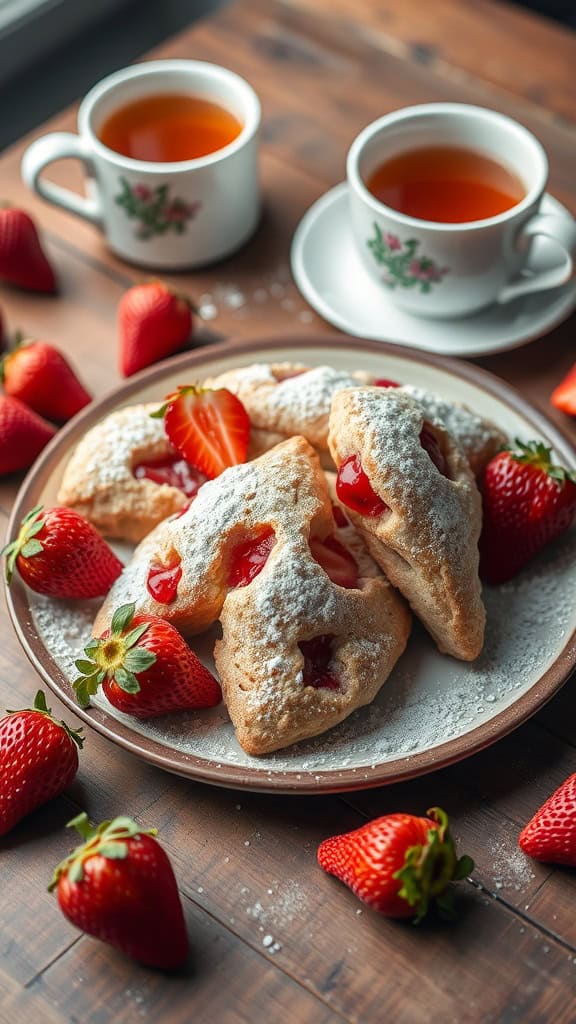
[98,93,243,162]
[366,146,525,223]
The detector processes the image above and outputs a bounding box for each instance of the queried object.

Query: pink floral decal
[367,224,449,293]
[115,177,200,240]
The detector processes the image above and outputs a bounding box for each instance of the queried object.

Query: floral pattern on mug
[114,177,201,240]
[367,223,449,292]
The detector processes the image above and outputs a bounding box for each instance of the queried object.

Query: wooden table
[2,2,576,1021]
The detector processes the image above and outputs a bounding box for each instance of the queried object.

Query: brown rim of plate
[4,334,576,794]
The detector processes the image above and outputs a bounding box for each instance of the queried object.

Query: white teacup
[22,60,261,270]
[347,103,576,318]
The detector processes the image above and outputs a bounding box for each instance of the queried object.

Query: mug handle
[498,211,576,303]
[21,133,103,227]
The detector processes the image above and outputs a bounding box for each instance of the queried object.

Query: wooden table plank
[279,0,576,124]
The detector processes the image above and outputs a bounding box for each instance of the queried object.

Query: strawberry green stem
[393,807,474,923]
[48,812,158,891]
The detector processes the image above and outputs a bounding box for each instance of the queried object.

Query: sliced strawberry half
[152,386,250,479]
[310,535,358,588]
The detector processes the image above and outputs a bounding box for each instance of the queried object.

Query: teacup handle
[498,211,576,303]
[21,133,103,227]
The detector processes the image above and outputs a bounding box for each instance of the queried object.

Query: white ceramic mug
[22,60,261,270]
[347,103,576,318]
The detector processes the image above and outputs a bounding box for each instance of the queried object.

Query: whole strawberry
[119,281,194,377]
[318,808,473,920]
[479,439,576,585]
[50,812,189,969]
[551,363,576,417]
[2,339,91,422]
[73,602,221,718]
[0,690,82,836]
[519,773,576,866]
[0,395,56,474]
[0,207,57,292]
[3,505,123,598]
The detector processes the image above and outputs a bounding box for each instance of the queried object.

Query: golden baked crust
[95,435,411,754]
[328,387,485,661]
[57,404,188,543]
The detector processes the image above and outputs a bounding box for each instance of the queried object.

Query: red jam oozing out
[331,502,349,529]
[336,454,388,517]
[228,527,276,588]
[133,454,206,498]
[146,560,183,603]
[373,378,400,388]
[309,535,358,589]
[420,424,448,477]
[298,635,339,690]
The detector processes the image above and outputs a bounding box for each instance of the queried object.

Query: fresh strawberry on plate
[318,808,473,920]
[519,773,576,866]
[0,395,56,475]
[1,338,91,422]
[73,602,221,718]
[0,690,83,836]
[119,281,195,377]
[152,385,250,478]
[0,206,57,293]
[3,505,123,598]
[50,812,189,969]
[479,439,576,585]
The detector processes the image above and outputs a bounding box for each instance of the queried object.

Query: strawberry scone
[57,404,206,542]
[328,387,485,661]
[95,436,411,754]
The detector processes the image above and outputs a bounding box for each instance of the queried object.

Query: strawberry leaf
[98,842,128,859]
[73,671,102,708]
[114,667,140,693]
[20,539,44,558]
[123,647,156,673]
[453,855,475,880]
[123,622,150,648]
[111,603,136,635]
[75,659,98,675]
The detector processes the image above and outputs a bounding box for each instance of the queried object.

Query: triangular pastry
[94,436,411,754]
[328,387,485,661]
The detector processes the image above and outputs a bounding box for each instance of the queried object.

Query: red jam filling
[374,378,400,388]
[133,454,206,498]
[336,454,388,517]
[146,560,182,603]
[331,502,349,529]
[310,535,358,589]
[298,635,339,690]
[228,527,276,588]
[420,425,448,477]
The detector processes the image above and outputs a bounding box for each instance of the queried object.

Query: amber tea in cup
[98,92,243,162]
[366,145,526,223]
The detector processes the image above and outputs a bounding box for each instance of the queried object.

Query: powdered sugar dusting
[401,384,506,470]
[29,526,576,774]
[59,403,170,493]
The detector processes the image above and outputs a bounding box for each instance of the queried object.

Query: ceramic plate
[5,337,576,793]
[291,184,576,356]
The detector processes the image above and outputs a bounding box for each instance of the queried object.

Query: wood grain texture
[1,1,576,1021]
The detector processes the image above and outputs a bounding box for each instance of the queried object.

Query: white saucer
[291,182,576,357]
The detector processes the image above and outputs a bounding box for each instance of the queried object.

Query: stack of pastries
[57,362,506,755]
